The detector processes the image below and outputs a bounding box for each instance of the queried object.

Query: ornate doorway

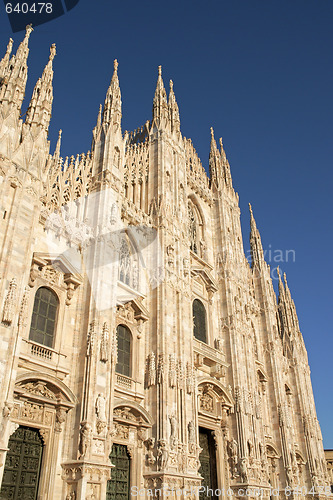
[0,426,43,500]
[106,443,130,500]
[198,428,218,499]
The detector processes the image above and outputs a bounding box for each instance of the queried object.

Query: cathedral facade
[0,26,330,500]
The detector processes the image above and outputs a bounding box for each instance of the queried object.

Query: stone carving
[87,321,96,356]
[169,354,176,388]
[188,420,196,454]
[2,402,13,418]
[66,491,76,500]
[186,362,194,394]
[144,437,156,465]
[137,426,147,447]
[55,407,67,432]
[20,381,56,400]
[227,438,238,478]
[157,439,169,470]
[18,286,30,328]
[113,423,129,440]
[22,402,43,422]
[200,390,214,413]
[100,322,109,362]
[95,393,107,434]
[169,414,178,449]
[147,352,156,387]
[157,354,165,384]
[2,277,17,324]
[114,407,138,422]
[239,457,248,483]
[78,422,92,459]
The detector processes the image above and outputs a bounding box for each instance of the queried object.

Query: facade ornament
[20,381,56,400]
[100,322,109,362]
[111,328,118,364]
[147,352,156,387]
[169,354,176,388]
[227,438,238,478]
[169,413,178,449]
[137,426,147,447]
[186,362,194,394]
[87,320,96,356]
[78,422,92,459]
[2,402,13,419]
[66,491,76,500]
[95,393,107,434]
[239,457,248,483]
[157,354,165,384]
[55,407,67,432]
[144,437,156,465]
[18,286,30,328]
[188,421,196,453]
[2,277,17,324]
[157,439,169,470]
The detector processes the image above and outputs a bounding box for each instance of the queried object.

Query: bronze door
[0,426,43,500]
[106,443,130,500]
[198,428,218,499]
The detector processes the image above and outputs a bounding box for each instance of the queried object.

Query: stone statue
[157,439,168,470]
[78,422,91,459]
[188,420,196,444]
[228,438,238,478]
[144,437,156,465]
[169,414,177,448]
[239,457,248,483]
[95,393,106,421]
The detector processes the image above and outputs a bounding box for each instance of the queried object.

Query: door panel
[0,426,43,500]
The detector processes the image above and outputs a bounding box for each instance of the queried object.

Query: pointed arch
[197,377,234,408]
[15,371,77,406]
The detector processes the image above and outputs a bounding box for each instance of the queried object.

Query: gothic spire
[53,129,62,159]
[0,24,33,111]
[168,79,180,134]
[0,38,13,81]
[103,59,122,128]
[249,203,265,269]
[209,127,219,182]
[219,137,233,188]
[152,65,168,127]
[277,267,285,300]
[24,43,56,132]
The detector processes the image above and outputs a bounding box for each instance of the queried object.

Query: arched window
[193,299,207,343]
[116,325,132,377]
[119,233,139,289]
[29,287,58,348]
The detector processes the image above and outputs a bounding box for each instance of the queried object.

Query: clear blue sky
[1,1,332,446]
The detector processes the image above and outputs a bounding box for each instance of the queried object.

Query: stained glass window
[29,287,58,348]
[193,299,207,343]
[116,325,132,377]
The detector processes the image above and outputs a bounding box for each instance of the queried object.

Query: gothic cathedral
[0,26,330,500]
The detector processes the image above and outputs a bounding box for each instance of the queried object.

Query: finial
[49,43,56,61]
[283,272,288,285]
[158,65,162,77]
[169,79,173,91]
[7,38,13,53]
[219,137,224,150]
[249,202,253,215]
[114,59,118,72]
[25,24,33,37]
[210,126,214,138]
[277,266,281,279]
[58,129,62,138]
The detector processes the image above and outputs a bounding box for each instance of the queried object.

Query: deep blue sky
[1,1,332,446]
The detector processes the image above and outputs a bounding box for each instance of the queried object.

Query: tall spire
[152,65,168,127]
[103,59,121,128]
[249,203,265,269]
[54,129,62,159]
[24,43,56,132]
[0,38,13,81]
[0,24,33,111]
[168,79,180,134]
[277,266,285,299]
[209,127,220,182]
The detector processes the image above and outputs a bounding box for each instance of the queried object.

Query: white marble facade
[0,26,331,500]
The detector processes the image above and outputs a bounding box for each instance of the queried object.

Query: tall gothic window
[193,299,207,343]
[116,325,132,377]
[29,287,59,348]
[119,233,139,289]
